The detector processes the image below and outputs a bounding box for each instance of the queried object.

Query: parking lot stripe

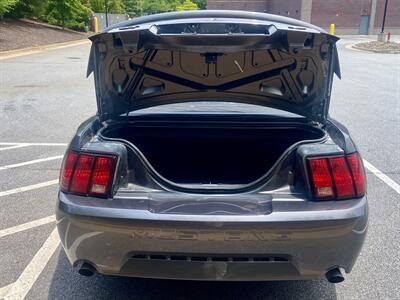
[0,216,56,239]
[0,180,58,198]
[0,144,30,152]
[0,143,67,147]
[364,159,400,194]
[4,228,60,300]
[0,283,13,299]
[0,156,63,171]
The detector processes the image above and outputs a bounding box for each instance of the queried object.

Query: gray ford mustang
[56,10,368,283]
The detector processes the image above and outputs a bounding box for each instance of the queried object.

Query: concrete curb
[20,18,88,35]
[0,39,90,60]
[352,45,400,54]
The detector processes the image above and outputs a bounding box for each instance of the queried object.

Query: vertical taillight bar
[89,156,117,195]
[346,153,366,197]
[328,157,355,198]
[69,154,96,194]
[308,158,335,199]
[59,151,78,192]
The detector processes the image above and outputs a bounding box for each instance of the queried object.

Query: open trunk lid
[87,10,340,124]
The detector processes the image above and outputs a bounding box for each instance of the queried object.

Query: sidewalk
[338,34,400,42]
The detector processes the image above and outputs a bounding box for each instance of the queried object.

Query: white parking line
[0,145,30,152]
[0,180,59,198]
[0,156,63,171]
[0,283,13,299]
[363,159,400,194]
[0,143,67,147]
[0,216,56,239]
[4,228,60,300]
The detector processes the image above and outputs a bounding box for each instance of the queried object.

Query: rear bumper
[56,192,368,281]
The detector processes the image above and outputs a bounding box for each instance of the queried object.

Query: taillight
[89,156,116,195]
[308,158,334,199]
[307,153,366,200]
[328,157,355,198]
[59,150,117,197]
[60,151,78,191]
[346,153,366,197]
[70,154,96,194]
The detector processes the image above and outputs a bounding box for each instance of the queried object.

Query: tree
[46,0,90,29]
[141,0,177,15]
[0,0,19,16]
[123,0,141,17]
[5,0,48,18]
[90,0,124,13]
[192,0,206,9]
[176,0,198,11]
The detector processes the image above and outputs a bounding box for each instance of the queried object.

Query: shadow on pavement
[48,250,337,300]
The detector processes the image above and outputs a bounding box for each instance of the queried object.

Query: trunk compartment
[101,121,325,185]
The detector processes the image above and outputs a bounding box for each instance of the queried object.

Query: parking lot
[0,37,399,299]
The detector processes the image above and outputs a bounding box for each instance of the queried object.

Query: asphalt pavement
[0,36,399,300]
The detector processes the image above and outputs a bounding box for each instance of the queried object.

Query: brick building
[207,0,400,34]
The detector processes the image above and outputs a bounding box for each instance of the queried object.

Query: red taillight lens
[60,151,78,192]
[70,154,95,194]
[60,150,117,197]
[89,156,116,195]
[328,157,355,198]
[308,158,334,199]
[308,153,366,200]
[346,153,366,197]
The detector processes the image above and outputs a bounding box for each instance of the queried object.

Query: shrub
[0,0,19,16]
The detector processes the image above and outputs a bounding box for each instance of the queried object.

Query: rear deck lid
[87,10,340,124]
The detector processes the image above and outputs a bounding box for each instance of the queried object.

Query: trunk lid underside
[88,11,340,124]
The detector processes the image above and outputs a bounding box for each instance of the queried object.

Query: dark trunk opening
[102,123,324,184]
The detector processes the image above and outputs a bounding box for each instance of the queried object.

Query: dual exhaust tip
[326,268,344,283]
[78,262,96,277]
[77,262,345,283]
